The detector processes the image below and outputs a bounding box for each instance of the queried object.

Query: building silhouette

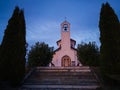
[50,21,82,67]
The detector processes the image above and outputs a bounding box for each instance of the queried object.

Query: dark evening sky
[0,0,120,48]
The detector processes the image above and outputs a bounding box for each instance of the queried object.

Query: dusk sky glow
[0,0,120,49]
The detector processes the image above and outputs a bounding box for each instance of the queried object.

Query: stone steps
[24,79,98,85]
[36,66,90,72]
[21,85,99,90]
[20,66,100,90]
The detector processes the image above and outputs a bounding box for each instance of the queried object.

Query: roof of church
[56,38,76,45]
[54,47,61,53]
[54,46,77,53]
[71,46,77,51]
[70,38,76,44]
[61,20,70,26]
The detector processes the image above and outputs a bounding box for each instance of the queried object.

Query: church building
[50,21,82,67]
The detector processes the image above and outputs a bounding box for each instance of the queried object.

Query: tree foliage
[99,2,120,75]
[28,42,54,67]
[0,6,26,86]
[77,42,99,66]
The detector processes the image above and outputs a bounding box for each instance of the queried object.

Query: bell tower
[61,21,71,50]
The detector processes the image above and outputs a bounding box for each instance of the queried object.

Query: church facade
[50,21,82,67]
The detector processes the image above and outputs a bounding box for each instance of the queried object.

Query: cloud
[26,19,100,50]
[71,27,100,47]
[26,20,60,48]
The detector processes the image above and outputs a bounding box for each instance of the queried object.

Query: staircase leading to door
[20,66,101,90]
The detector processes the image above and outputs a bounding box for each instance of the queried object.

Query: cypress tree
[0,6,26,86]
[0,6,20,83]
[99,2,120,75]
[14,9,26,85]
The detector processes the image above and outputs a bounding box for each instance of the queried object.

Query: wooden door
[61,55,71,67]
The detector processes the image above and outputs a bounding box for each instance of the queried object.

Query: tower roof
[61,20,70,26]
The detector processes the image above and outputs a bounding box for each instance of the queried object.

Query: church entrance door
[61,55,71,67]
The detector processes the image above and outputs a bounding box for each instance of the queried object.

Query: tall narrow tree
[16,9,26,85]
[0,6,26,86]
[99,2,120,75]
